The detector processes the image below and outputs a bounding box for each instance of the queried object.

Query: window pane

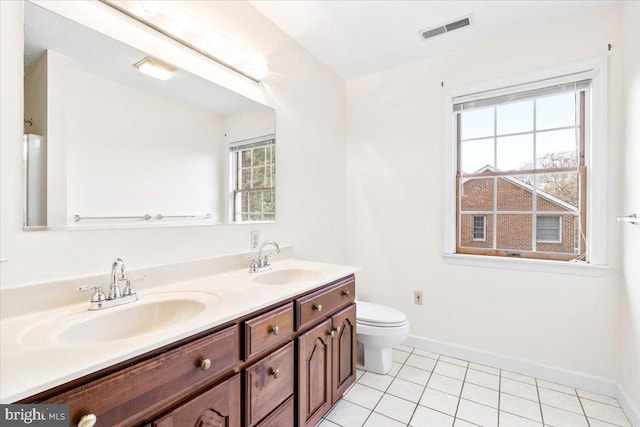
[496,134,533,171]
[534,172,579,209]
[241,150,252,167]
[473,216,485,240]
[496,175,533,211]
[241,169,251,189]
[460,108,494,140]
[460,177,493,211]
[496,214,532,251]
[536,129,577,168]
[536,216,560,241]
[461,138,494,174]
[497,100,533,135]
[252,166,265,188]
[536,92,576,130]
[253,147,266,166]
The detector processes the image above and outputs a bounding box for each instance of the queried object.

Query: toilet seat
[356,301,408,327]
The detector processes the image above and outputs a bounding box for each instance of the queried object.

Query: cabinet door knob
[341,290,350,297]
[328,326,341,338]
[199,358,212,371]
[313,304,322,312]
[271,325,280,336]
[270,368,280,379]
[78,414,97,427]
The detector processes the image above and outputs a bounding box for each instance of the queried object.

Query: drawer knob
[313,304,323,312]
[270,368,280,379]
[78,414,97,427]
[328,326,341,338]
[199,358,212,371]
[341,290,351,297]
[271,325,280,336]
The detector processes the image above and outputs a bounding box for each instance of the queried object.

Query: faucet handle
[77,283,106,303]
[122,275,146,296]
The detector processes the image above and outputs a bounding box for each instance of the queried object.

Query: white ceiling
[249,0,615,80]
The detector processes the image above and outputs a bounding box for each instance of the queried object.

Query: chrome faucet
[249,240,281,273]
[77,258,145,310]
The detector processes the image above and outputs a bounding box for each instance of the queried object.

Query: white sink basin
[252,268,321,285]
[20,291,219,347]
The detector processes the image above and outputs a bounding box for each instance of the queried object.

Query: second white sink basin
[252,268,321,285]
[20,291,220,348]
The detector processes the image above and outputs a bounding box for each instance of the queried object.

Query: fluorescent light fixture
[133,57,176,81]
[102,0,269,82]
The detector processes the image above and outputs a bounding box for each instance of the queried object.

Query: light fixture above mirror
[133,56,176,81]
[102,0,269,82]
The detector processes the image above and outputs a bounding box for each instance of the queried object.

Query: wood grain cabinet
[296,277,357,427]
[19,274,356,427]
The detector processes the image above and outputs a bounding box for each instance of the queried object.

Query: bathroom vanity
[1,258,357,427]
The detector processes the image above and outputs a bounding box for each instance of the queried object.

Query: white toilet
[356,300,410,375]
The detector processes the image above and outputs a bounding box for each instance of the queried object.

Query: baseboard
[404,334,618,397]
[618,383,640,427]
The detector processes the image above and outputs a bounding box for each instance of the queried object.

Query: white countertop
[0,258,358,403]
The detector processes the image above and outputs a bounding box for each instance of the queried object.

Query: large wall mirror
[23,1,275,230]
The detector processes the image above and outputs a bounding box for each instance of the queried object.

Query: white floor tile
[580,398,632,427]
[536,379,576,395]
[388,361,402,377]
[420,387,460,416]
[387,377,426,403]
[344,383,385,410]
[465,369,500,390]
[501,370,536,385]
[461,382,498,408]
[434,361,467,380]
[363,412,406,427]
[413,348,440,359]
[588,417,627,427]
[440,355,469,367]
[538,387,583,414]
[501,377,539,402]
[316,419,341,427]
[397,365,432,386]
[392,348,411,363]
[358,371,394,392]
[395,345,414,353]
[410,406,454,427]
[356,369,365,380]
[374,394,417,424]
[541,404,589,427]
[427,373,464,396]
[325,399,371,427]
[500,392,542,422]
[499,411,543,427]
[456,399,498,426]
[577,389,621,407]
[453,419,480,427]
[405,354,437,371]
[468,362,500,376]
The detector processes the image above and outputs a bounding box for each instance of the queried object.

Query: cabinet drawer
[244,303,294,360]
[154,374,241,427]
[43,325,239,427]
[296,276,355,331]
[245,341,294,426]
[255,396,294,427]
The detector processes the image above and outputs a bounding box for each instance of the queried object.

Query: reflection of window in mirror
[230,136,275,222]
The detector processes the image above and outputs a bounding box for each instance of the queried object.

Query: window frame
[442,57,609,275]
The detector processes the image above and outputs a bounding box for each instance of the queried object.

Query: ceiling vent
[420,16,471,40]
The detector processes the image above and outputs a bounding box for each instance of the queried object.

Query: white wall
[619,0,640,414]
[0,0,346,286]
[225,106,275,142]
[346,5,624,381]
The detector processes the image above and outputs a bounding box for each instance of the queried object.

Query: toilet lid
[356,301,408,327]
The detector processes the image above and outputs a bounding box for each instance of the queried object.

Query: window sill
[442,253,609,277]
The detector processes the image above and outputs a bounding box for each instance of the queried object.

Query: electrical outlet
[250,230,260,249]
[414,290,423,305]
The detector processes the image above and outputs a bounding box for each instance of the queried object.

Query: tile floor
[317,345,633,427]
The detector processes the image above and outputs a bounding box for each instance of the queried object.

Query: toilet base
[357,341,393,375]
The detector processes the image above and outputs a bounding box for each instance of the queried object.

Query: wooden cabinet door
[331,304,356,404]
[153,374,241,427]
[296,318,332,427]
